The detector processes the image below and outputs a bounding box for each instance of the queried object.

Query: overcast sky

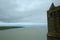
[0,0,60,24]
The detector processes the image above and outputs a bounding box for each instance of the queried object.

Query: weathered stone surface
[47,3,60,40]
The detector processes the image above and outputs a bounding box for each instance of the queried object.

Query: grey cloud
[0,0,59,23]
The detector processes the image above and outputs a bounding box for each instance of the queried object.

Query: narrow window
[50,13,52,17]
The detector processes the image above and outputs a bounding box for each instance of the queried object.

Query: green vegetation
[0,26,24,30]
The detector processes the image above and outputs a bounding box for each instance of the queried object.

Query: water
[0,26,48,40]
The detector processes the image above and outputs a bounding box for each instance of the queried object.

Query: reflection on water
[0,26,47,40]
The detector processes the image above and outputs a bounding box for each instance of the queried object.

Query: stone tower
[47,3,60,40]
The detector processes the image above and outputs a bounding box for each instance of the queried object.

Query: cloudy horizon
[0,0,60,24]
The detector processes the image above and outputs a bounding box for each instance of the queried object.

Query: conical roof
[49,3,55,10]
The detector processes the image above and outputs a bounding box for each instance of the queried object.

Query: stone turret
[47,3,60,40]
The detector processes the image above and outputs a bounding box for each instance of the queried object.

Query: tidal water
[0,26,48,40]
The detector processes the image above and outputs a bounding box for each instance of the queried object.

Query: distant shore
[0,26,24,30]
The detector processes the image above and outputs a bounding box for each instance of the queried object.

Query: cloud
[0,0,59,23]
[53,0,60,6]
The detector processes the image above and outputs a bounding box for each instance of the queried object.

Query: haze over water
[0,26,47,40]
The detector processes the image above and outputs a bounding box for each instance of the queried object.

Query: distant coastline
[0,26,24,30]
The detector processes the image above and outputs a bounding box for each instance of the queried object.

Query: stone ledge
[47,32,60,38]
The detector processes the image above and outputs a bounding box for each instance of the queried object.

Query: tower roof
[49,3,55,10]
